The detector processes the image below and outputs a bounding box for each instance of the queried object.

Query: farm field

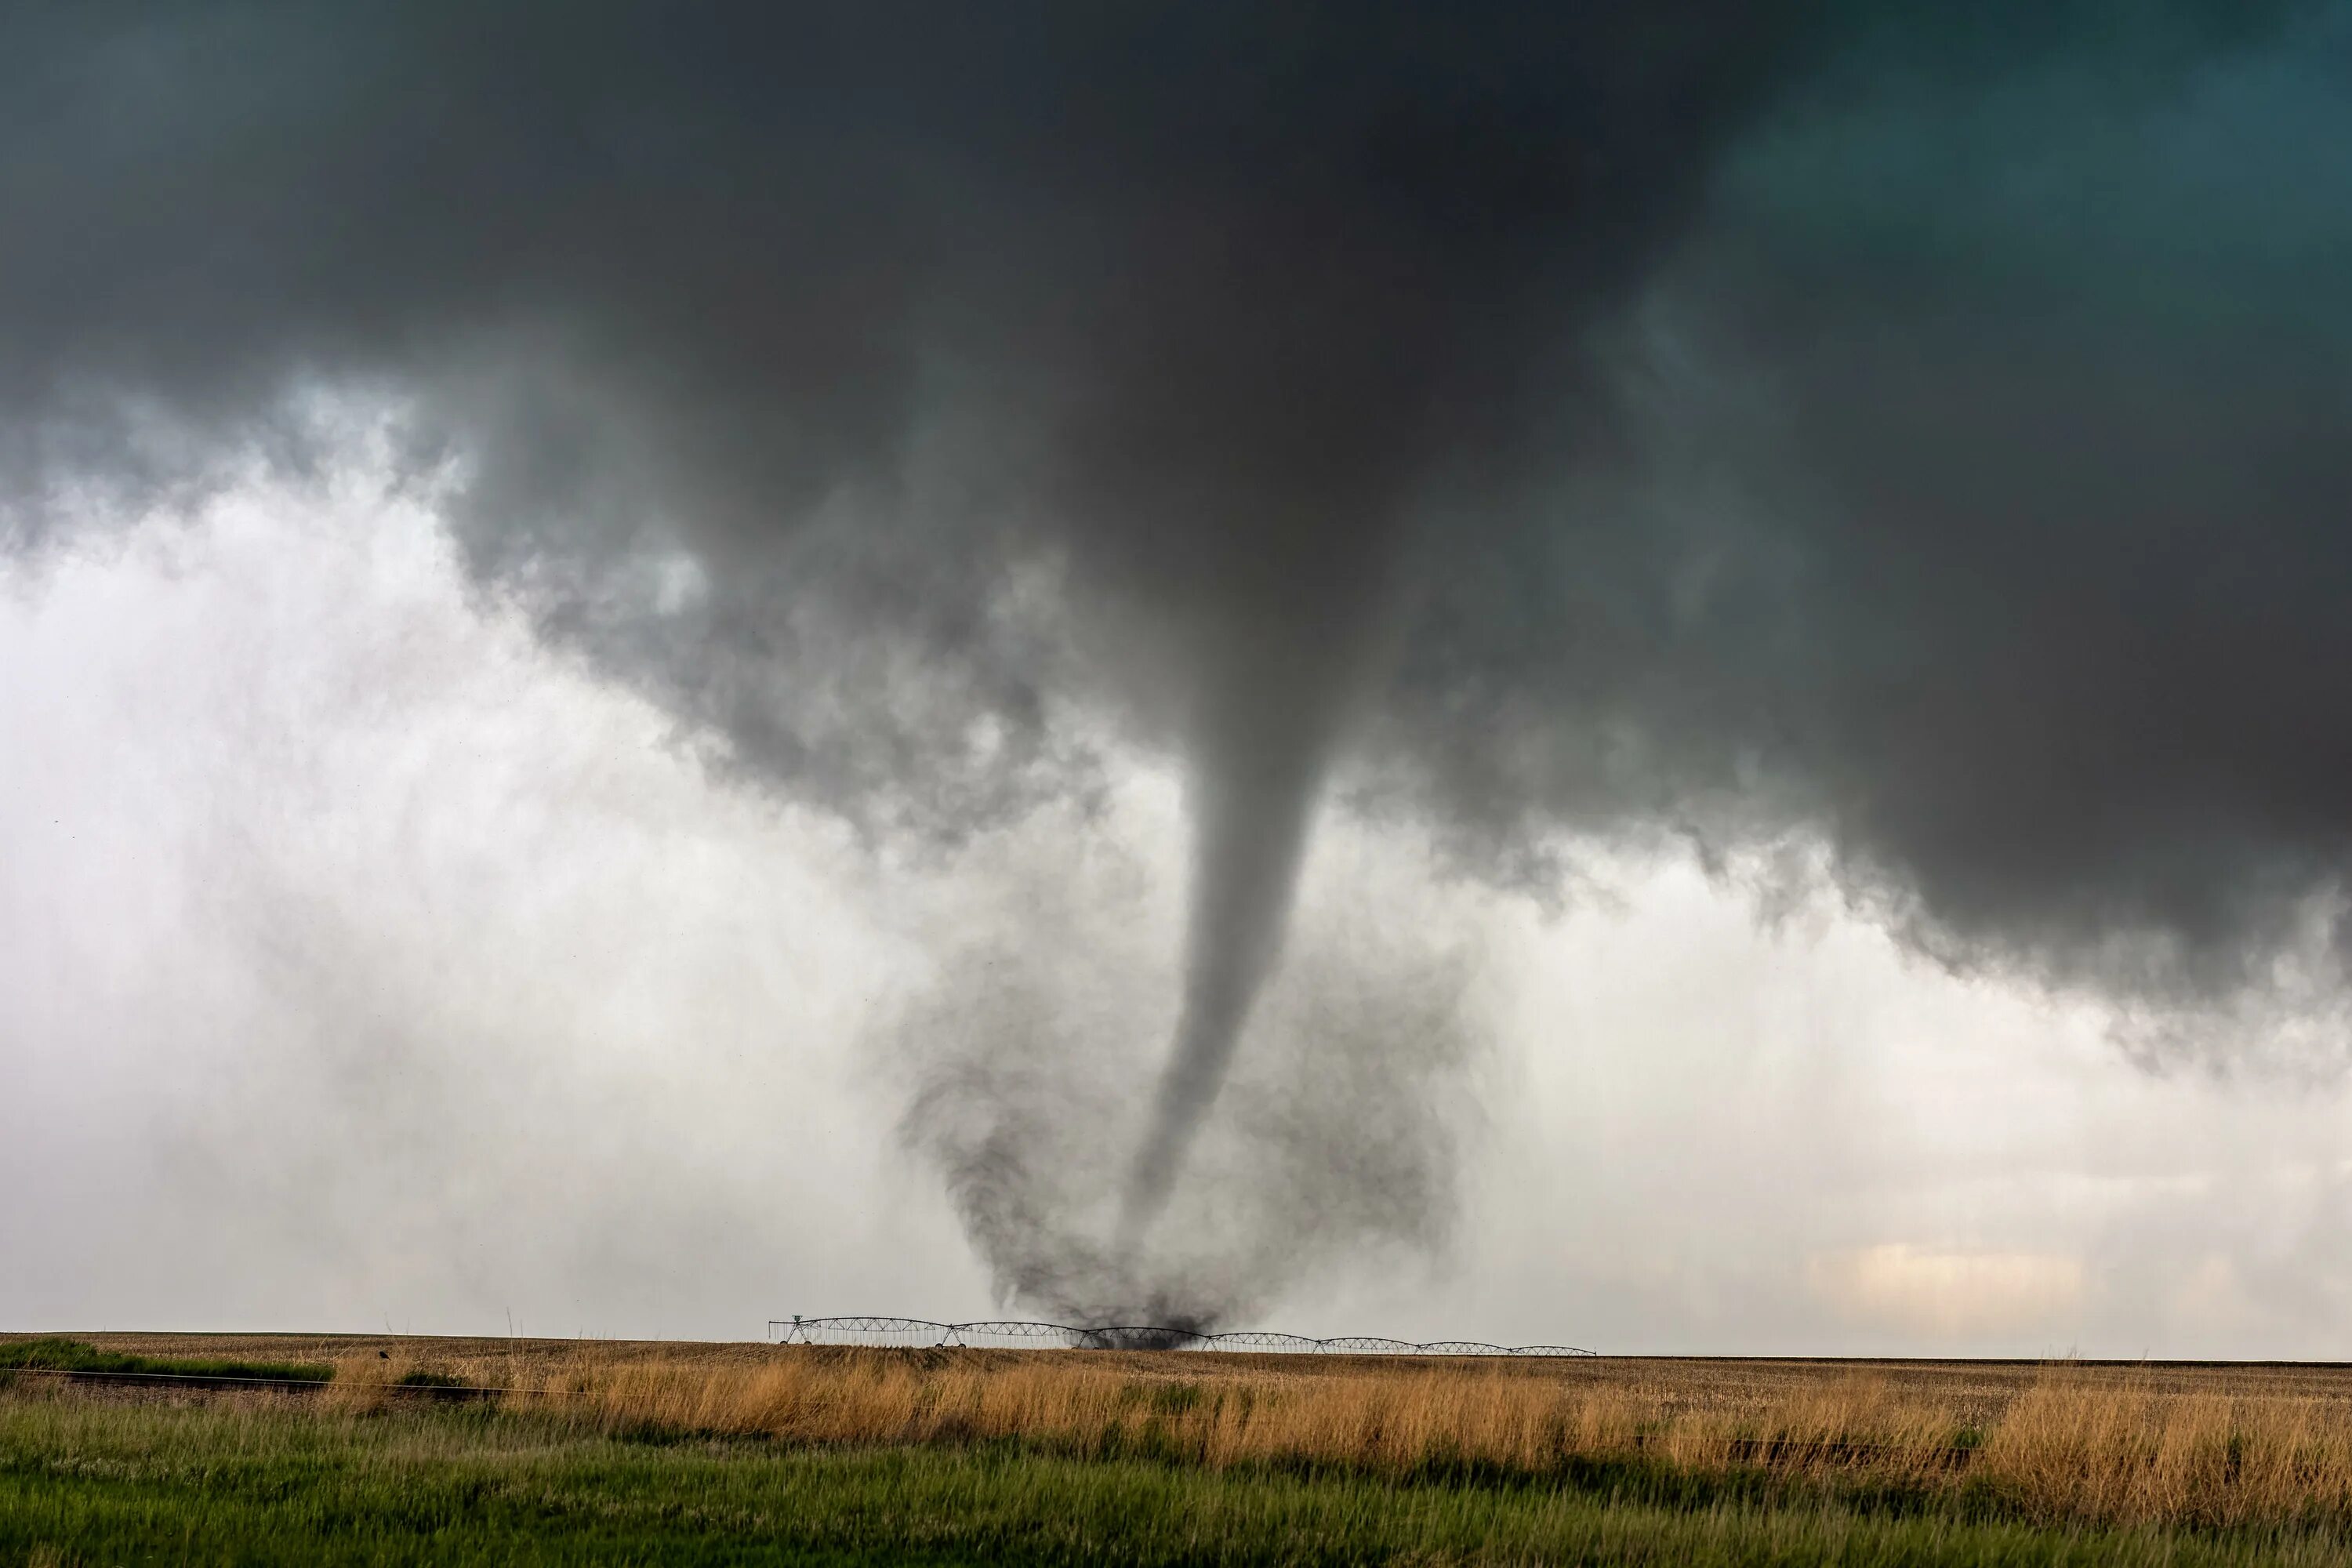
[11,1334,2352,1564]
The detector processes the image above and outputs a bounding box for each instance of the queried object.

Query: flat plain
[12,1332,2352,1564]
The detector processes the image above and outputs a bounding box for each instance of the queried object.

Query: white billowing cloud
[7,449,2352,1353]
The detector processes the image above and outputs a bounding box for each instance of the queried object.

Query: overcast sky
[5,3,2351,1356]
[7,448,2350,1356]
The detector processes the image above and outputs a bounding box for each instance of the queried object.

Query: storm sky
[5,1,2352,1348]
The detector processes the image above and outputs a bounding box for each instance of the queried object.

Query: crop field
[12,1334,2352,1564]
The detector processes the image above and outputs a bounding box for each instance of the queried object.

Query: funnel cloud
[5,2,2351,1318]
[886,818,1486,1328]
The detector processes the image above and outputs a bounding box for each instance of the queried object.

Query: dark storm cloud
[0,0,1819,801]
[5,1,2348,1312]
[1369,0,2352,1020]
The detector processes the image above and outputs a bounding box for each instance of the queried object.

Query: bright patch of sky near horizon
[5,459,2350,1358]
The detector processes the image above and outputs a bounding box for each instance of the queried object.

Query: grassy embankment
[10,1338,2352,1563]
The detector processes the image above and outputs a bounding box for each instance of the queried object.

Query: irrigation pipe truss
[771,1316,1595,1357]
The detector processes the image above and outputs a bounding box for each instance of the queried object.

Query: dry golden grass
[406,1348,2352,1526]
[34,1333,2352,1528]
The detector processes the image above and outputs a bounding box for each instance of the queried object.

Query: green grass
[0,1338,331,1385]
[4,1392,2349,1566]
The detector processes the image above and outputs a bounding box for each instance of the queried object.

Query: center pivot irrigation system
[771,1316,1596,1357]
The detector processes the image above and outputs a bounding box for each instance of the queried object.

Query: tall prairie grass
[16,1390,2346,1567]
[311,1347,2352,1528]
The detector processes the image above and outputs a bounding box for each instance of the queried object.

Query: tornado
[1120,573,1386,1242]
